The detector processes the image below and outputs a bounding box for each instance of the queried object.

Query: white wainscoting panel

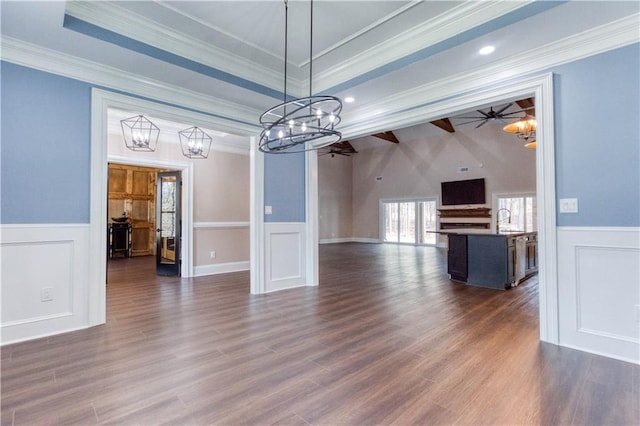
[265,223,306,292]
[1,224,90,345]
[558,227,640,364]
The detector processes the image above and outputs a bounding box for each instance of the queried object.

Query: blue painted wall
[263,153,306,222]
[1,43,638,227]
[553,43,640,226]
[1,62,91,224]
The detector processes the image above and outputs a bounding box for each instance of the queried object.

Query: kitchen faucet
[496,208,511,233]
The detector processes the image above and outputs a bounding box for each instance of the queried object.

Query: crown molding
[298,0,423,68]
[2,11,637,141]
[312,1,532,93]
[0,36,261,136]
[64,1,306,96]
[340,13,640,139]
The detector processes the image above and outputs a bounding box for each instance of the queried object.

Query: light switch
[559,198,578,213]
[265,205,273,215]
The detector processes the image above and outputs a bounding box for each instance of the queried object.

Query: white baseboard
[319,237,358,244]
[320,237,380,244]
[193,261,250,277]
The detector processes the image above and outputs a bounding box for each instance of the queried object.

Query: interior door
[156,171,181,276]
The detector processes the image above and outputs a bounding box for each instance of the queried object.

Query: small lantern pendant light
[120,115,160,152]
[179,126,213,159]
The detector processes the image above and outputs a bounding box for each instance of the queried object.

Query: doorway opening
[107,163,182,280]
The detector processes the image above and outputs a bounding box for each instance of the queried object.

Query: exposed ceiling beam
[516,97,535,116]
[430,118,455,133]
[373,131,399,144]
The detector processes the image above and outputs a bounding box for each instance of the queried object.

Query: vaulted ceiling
[2,1,638,141]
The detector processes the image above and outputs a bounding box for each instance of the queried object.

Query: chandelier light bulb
[316,108,322,117]
[289,119,295,128]
[278,130,284,139]
[301,122,307,132]
[329,113,335,123]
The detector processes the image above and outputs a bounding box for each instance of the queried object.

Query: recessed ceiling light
[344,96,355,103]
[479,45,495,55]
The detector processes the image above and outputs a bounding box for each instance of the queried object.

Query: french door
[382,199,437,245]
[156,171,181,275]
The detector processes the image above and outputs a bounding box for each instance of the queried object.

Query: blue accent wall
[553,43,640,226]
[264,153,306,222]
[1,62,92,224]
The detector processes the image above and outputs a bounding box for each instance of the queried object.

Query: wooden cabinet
[525,234,538,275]
[447,234,468,282]
[108,164,160,257]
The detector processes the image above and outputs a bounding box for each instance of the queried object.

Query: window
[495,194,536,232]
[382,199,437,245]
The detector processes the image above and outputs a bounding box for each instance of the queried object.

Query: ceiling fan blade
[475,120,488,128]
[495,103,513,115]
[456,119,486,126]
[477,109,492,118]
[501,108,532,117]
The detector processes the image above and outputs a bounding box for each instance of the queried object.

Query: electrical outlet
[210,251,216,259]
[40,287,53,302]
[265,205,273,215]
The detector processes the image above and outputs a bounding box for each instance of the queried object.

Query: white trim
[305,149,319,287]
[250,136,265,294]
[535,73,558,344]
[194,222,250,230]
[65,1,287,93]
[557,226,640,232]
[193,261,250,277]
[264,222,306,292]
[561,343,639,366]
[299,0,423,67]
[89,89,207,327]
[319,237,356,245]
[1,36,261,135]
[3,13,636,137]
[1,312,73,328]
[557,227,640,364]
[0,223,91,229]
[314,1,529,92]
[339,14,640,140]
[1,224,90,344]
[351,238,381,244]
[319,237,382,244]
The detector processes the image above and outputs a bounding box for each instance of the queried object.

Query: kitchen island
[446,231,538,290]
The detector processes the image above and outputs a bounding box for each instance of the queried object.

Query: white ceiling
[1,1,638,140]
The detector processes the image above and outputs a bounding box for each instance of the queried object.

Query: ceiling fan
[455,103,532,128]
[319,141,358,157]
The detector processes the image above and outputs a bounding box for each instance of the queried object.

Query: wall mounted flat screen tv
[441,178,486,205]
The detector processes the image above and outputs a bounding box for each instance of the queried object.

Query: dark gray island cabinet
[446,232,538,290]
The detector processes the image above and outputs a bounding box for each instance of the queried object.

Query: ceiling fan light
[524,140,537,148]
[503,117,537,133]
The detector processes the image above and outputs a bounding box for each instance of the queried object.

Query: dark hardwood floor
[2,243,638,425]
